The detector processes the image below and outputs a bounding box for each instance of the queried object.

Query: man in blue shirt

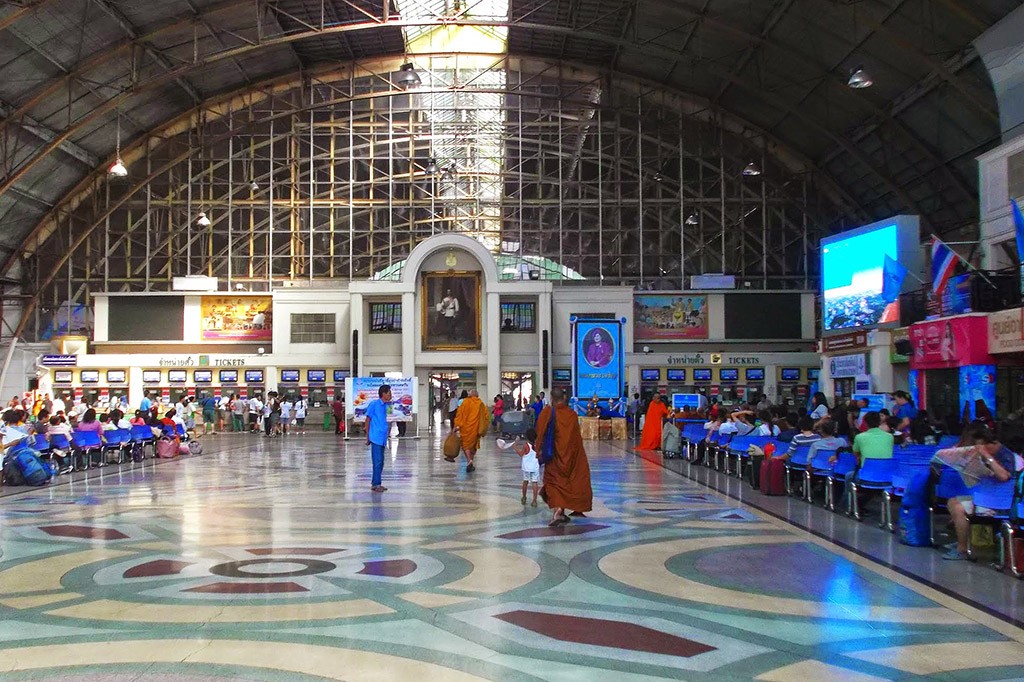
[140,394,152,416]
[365,384,392,492]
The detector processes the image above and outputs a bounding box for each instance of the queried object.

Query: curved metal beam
[0,18,928,227]
[7,54,864,278]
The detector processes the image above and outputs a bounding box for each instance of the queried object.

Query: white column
[128,366,143,408]
[538,291,552,392]
[401,292,416,378]
[486,291,500,401]
[764,364,778,403]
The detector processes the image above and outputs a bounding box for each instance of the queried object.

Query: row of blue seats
[31,423,187,471]
[672,421,1023,577]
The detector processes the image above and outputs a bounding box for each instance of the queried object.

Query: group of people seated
[638,390,1023,564]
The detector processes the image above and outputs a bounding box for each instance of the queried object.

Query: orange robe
[534,404,593,512]
[453,395,489,451]
[637,400,669,450]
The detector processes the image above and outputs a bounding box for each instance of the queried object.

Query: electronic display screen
[719,368,739,381]
[808,368,821,380]
[822,222,899,330]
[745,368,765,381]
[245,369,264,383]
[219,370,238,383]
[106,370,126,384]
[194,370,213,383]
[308,369,326,383]
[334,370,349,383]
[54,370,73,383]
[142,370,161,383]
[80,370,99,383]
[693,368,712,381]
[666,368,686,382]
[641,369,660,382]
[552,369,571,382]
[168,370,187,383]
[781,368,801,381]
[280,369,300,383]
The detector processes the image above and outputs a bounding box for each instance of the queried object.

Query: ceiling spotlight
[685,212,699,226]
[235,283,245,291]
[396,62,421,88]
[108,157,128,178]
[847,66,873,89]
[196,211,211,227]
[250,180,259,192]
[652,171,663,182]
[425,158,438,174]
[742,161,761,177]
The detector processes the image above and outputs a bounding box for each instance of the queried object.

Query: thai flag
[930,237,957,294]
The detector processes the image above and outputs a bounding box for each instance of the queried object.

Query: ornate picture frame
[421,271,482,350]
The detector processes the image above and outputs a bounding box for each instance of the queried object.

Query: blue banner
[959,365,995,422]
[574,320,623,399]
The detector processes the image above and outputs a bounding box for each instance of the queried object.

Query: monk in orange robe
[637,395,669,450]
[452,389,489,473]
[535,388,593,526]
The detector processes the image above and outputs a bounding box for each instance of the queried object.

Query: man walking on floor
[365,384,391,492]
[534,387,593,526]
[452,388,489,473]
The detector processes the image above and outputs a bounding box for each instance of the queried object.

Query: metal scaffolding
[19,56,845,342]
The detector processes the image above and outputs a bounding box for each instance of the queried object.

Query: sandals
[548,514,570,527]
[370,485,388,492]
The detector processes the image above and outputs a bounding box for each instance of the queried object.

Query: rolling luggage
[760,457,786,496]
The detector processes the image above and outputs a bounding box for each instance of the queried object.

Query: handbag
[443,431,461,460]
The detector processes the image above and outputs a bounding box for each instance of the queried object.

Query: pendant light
[107,108,127,178]
[196,211,211,227]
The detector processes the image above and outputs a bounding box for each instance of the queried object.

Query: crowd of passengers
[643,390,1022,563]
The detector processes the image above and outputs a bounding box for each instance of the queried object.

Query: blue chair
[49,432,71,454]
[804,447,843,504]
[1000,470,1024,578]
[32,433,51,457]
[784,445,811,496]
[713,433,733,471]
[827,450,858,511]
[965,475,1016,561]
[724,435,753,476]
[175,423,188,441]
[848,457,896,520]
[733,435,771,479]
[130,424,155,459]
[681,423,707,462]
[71,430,104,470]
[937,434,959,448]
[880,446,935,530]
[929,466,972,544]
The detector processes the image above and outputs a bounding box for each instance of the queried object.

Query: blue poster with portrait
[959,365,995,422]
[573,319,623,399]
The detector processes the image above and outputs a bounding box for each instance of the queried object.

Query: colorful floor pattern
[0,431,1022,681]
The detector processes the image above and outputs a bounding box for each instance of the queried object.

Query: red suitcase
[760,457,786,496]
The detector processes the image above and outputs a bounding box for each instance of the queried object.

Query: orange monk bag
[477,402,491,436]
[443,431,461,459]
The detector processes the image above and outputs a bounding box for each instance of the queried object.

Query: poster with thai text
[634,295,708,340]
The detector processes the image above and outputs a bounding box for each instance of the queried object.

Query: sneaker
[941,547,966,561]
[466,463,476,473]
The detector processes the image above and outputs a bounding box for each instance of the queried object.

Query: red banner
[909,315,994,369]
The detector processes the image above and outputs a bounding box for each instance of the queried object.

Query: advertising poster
[573,320,623,399]
[345,376,415,422]
[201,296,272,341]
[634,295,708,340]
[959,365,995,422]
[909,316,994,369]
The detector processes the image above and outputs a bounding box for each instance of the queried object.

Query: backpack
[538,407,556,466]
[5,446,52,486]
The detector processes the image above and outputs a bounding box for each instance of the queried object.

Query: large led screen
[821,216,920,332]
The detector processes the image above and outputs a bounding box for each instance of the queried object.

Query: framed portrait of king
[422,271,481,350]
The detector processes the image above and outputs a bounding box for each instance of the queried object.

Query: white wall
[271,289,351,360]
[978,134,1024,269]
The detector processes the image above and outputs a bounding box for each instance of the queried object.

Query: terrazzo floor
[0,428,1022,682]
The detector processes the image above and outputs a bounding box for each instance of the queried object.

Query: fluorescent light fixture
[742,161,761,176]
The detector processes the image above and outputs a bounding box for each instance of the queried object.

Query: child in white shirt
[498,429,541,507]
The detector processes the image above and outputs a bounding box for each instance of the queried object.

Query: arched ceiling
[0,0,1017,261]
